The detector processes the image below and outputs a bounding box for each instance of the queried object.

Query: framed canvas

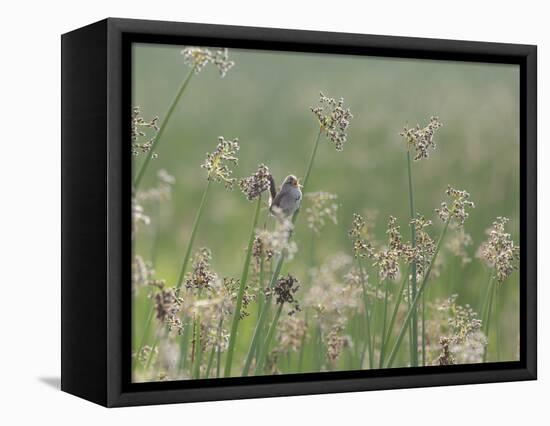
[61,18,537,407]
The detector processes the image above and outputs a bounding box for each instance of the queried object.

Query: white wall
[0,1,545,424]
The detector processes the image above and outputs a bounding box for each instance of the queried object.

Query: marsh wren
[268,174,302,217]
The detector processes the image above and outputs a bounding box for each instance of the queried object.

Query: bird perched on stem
[268,174,302,217]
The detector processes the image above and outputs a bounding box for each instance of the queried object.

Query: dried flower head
[446,227,473,266]
[137,169,176,203]
[131,106,159,156]
[348,213,375,259]
[267,274,301,315]
[435,185,475,226]
[402,214,436,280]
[154,287,182,323]
[132,255,155,291]
[255,214,297,260]
[305,191,338,234]
[181,47,235,77]
[185,248,217,293]
[400,116,443,161]
[221,277,253,319]
[437,336,455,365]
[132,199,150,234]
[370,216,404,281]
[425,295,486,365]
[310,92,353,151]
[277,316,308,353]
[478,217,519,283]
[201,136,240,189]
[239,163,271,201]
[326,321,351,365]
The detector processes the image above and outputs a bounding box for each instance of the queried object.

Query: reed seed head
[478,217,519,283]
[267,274,301,315]
[239,163,271,201]
[311,92,353,151]
[185,248,217,293]
[202,136,240,189]
[435,185,475,226]
[154,287,182,323]
[181,47,235,77]
[305,191,338,234]
[131,106,159,156]
[400,116,443,161]
[348,213,375,259]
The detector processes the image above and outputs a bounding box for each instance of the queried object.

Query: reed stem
[386,218,450,368]
[406,149,419,367]
[224,196,263,377]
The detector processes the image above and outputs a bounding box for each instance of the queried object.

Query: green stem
[301,128,323,194]
[422,293,426,367]
[255,304,284,375]
[496,287,501,361]
[483,278,496,362]
[192,314,202,379]
[406,149,419,367]
[297,311,308,372]
[386,218,450,368]
[242,257,283,376]
[205,317,224,379]
[175,180,211,289]
[224,196,263,377]
[178,317,191,371]
[133,68,195,189]
[379,280,389,368]
[138,304,154,352]
[358,259,373,369]
[382,271,409,354]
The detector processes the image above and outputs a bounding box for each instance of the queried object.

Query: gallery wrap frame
[61,18,537,407]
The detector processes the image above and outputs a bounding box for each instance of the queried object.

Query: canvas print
[131,44,520,383]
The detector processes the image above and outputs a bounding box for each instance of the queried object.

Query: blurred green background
[132,43,520,363]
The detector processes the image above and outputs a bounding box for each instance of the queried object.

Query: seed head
[371,216,404,281]
[348,213,375,259]
[267,274,301,315]
[435,185,475,226]
[277,316,308,353]
[310,92,353,151]
[181,47,235,77]
[254,215,297,260]
[131,106,159,156]
[402,214,436,280]
[305,191,338,234]
[478,217,519,284]
[400,116,443,161]
[154,288,182,323]
[446,227,473,266]
[239,163,271,201]
[185,248,217,293]
[201,136,240,189]
[136,169,176,203]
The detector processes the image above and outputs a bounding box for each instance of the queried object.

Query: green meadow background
[132,43,520,372]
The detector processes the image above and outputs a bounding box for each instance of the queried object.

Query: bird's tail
[268,174,277,202]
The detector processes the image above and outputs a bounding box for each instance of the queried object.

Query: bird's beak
[294,179,301,188]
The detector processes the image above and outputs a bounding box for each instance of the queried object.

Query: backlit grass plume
[305,191,339,234]
[181,47,235,77]
[311,92,354,151]
[400,116,443,161]
[202,136,240,190]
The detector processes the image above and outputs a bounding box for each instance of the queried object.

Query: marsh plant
[131,47,520,382]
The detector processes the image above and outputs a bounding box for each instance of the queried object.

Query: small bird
[268,174,302,217]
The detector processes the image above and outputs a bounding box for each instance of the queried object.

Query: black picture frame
[61,17,537,407]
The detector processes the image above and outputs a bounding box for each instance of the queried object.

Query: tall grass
[131,46,520,383]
